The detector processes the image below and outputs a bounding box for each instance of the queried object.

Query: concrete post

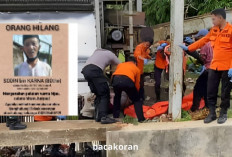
[95,0,101,48]
[129,0,134,53]
[169,0,184,120]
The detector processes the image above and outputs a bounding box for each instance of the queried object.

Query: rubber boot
[155,87,161,102]
[7,116,27,130]
[204,108,216,124]
[94,97,101,122]
[217,109,227,124]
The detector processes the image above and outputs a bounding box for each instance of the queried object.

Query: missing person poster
[0,23,78,116]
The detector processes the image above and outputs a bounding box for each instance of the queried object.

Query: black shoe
[9,122,27,130]
[217,113,227,124]
[6,117,20,127]
[204,112,216,123]
[101,117,117,124]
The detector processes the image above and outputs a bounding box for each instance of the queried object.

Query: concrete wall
[153,9,232,42]
[107,119,232,157]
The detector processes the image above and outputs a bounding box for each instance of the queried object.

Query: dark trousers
[207,69,232,113]
[139,74,145,100]
[191,70,208,111]
[154,66,164,101]
[154,65,186,99]
[82,64,110,121]
[112,75,145,122]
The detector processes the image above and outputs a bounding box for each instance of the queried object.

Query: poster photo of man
[13,34,52,77]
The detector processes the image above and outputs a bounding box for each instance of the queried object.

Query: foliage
[176,110,192,122]
[197,0,232,15]
[122,115,139,125]
[143,0,232,26]
[143,0,171,26]
[143,62,154,73]
[66,116,78,120]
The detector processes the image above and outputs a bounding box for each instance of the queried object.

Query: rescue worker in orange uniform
[112,57,145,122]
[154,41,170,101]
[157,41,187,98]
[180,8,232,124]
[134,38,153,100]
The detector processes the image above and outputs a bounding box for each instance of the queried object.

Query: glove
[57,115,67,120]
[157,46,164,51]
[200,66,206,75]
[160,43,168,47]
[157,43,168,51]
[144,59,148,65]
[184,37,194,44]
[179,44,188,51]
[228,69,232,78]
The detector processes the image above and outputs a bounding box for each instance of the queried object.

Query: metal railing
[0,116,34,123]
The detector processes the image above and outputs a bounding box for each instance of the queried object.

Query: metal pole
[169,0,184,120]
[129,0,133,53]
[95,0,101,48]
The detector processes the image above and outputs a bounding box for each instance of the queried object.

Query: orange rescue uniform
[134,43,151,74]
[189,22,232,70]
[113,62,141,91]
[155,40,170,70]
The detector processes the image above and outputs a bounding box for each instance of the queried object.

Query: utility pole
[129,0,133,53]
[169,0,184,120]
[136,0,142,12]
[95,0,101,48]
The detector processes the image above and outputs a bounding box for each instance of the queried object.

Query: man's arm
[134,46,143,60]
[145,49,151,59]
[188,32,211,52]
[185,50,204,65]
[110,53,120,65]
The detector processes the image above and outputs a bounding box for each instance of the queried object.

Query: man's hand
[228,69,232,78]
[179,44,189,51]
[144,59,148,65]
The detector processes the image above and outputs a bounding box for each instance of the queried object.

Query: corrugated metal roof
[0,0,94,12]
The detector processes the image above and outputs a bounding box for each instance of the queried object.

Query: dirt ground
[144,71,199,106]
